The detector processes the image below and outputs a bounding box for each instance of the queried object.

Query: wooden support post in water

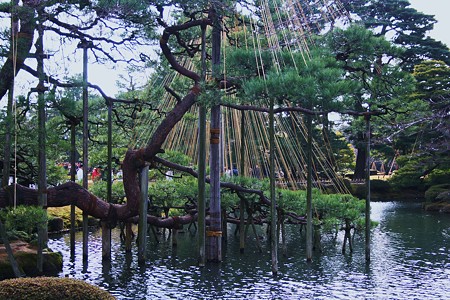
[36,15,47,273]
[281,216,287,257]
[80,41,90,261]
[269,97,278,275]
[306,114,313,261]
[239,112,246,253]
[365,115,371,262]
[138,166,149,263]
[250,216,262,253]
[222,209,228,243]
[172,229,178,247]
[70,123,76,257]
[197,24,207,267]
[102,99,113,260]
[206,7,222,263]
[125,223,133,252]
[0,219,23,277]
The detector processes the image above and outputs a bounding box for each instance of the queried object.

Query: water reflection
[48,202,450,299]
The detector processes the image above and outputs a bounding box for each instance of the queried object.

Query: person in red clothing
[91,167,101,182]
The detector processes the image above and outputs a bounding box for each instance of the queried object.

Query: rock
[48,217,64,232]
[0,240,63,280]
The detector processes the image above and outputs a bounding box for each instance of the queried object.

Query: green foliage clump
[0,277,115,300]
[0,206,47,242]
[89,181,126,204]
[388,155,426,190]
[370,180,392,193]
[424,169,450,187]
[389,155,450,191]
[424,184,450,202]
[278,189,365,232]
[148,176,198,216]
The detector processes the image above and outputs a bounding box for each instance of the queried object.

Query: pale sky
[409,0,450,47]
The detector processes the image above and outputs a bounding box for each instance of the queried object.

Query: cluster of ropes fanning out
[126,0,351,194]
[5,1,350,195]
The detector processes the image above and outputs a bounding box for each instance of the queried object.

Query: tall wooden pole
[81,41,89,261]
[306,114,313,261]
[365,115,371,262]
[198,24,207,267]
[102,100,112,260]
[2,85,13,188]
[206,6,222,262]
[1,0,18,189]
[70,122,76,256]
[36,12,47,273]
[239,111,246,253]
[0,1,22,278]
[138,166,149,262]
[269,97,278,275]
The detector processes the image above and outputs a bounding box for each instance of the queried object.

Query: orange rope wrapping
[206,230,222,237]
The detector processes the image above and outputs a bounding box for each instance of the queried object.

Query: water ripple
[48,202,450,299]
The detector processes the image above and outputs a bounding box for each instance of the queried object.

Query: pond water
[48,201,450,299]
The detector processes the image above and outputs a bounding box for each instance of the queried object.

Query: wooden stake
[138,166,149,262]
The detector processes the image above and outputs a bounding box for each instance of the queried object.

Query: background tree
[326,25,415,180]
[388,60,450,190]
[341,0,450,70]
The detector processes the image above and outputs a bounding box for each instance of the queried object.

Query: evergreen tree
[341,0,450,70]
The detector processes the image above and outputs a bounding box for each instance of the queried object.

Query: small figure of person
[76,165,83,181]
[92,167,101,182]
[225,168,232,178]
[165,169,173,180]
[253,165,261,179]
[116,169,123,181]
[232,165,239,176]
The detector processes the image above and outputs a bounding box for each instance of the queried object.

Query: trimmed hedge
[0,277,115,300]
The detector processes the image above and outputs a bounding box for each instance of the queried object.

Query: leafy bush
[278,189,365,232]
[371,179,391,193]
[389,163,423,190]
[0,206,47,242]
[424,183,450,202]
[424,169,450,187]
[148,176,199,216]
[0,277,115,300]
[89,180,126,204]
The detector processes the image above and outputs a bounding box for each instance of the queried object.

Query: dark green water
[48,202,450,299]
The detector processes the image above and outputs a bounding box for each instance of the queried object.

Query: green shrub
[389,164,423,190]
[0,206,47,241]
[424,169,450,187]
[148,176,199,210]
[0,277,115,300]
[371,179,391,193]
[89,180,126,204]
[278,188,365,232]
[424,183,450,202]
